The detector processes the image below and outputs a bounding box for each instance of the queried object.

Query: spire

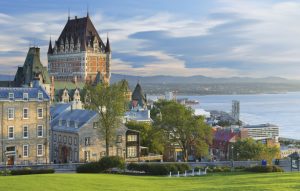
[105,35,111,53]
[93,71,102,86]
[87,4,89,17]
[68,8,70,20]
[47,37,53,54]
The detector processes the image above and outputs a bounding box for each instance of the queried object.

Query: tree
[85,82,126,156]
[125,121,164,155]
[154,101,212,161]
[233,138,280,163]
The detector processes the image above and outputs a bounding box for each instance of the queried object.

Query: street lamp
[231,145,234,171]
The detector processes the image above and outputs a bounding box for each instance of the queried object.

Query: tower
[47,14,111,83]
[232,100,240,123]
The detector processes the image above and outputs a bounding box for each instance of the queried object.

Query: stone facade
[0,86,50,165]
[50,106,136,163]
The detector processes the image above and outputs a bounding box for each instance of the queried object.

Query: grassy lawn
[0,172,300,191]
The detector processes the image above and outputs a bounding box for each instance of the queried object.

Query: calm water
[150,92,300,139]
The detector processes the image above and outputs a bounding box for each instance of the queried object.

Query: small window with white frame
[37,125,43,137]
[37,108,43,119]
[37,144,43,156]
[23,125,28,138]
[23,108,29,119]
[8,92,14,101]
[23,145,29,157]
[8,108,14,120]
[23,93,28,101]
[38,92,43,100]
[8,126,14,139]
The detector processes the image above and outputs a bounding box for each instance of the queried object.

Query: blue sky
[1,0,300,78]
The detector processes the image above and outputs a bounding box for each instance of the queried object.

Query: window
[23,145,29,157]
[85,137,90,146]
[117,135,122,143]
[127,135,137,142]
[8,126,14,139]
[74,137,77,145]
[117,148,122,157]
[38,92,43,100]
[63,136,67,144]
[37,108,43,119]
[127,146,137,158]
[37,125,43,137]
[93,122,98,129]
[23,126,28,138]
[8,93,14,100]
[58,135,62,142]
[8,108,14,120]
[23,93,28,101]
[23,108,29,119]
[84,151,90,162]
[68,136,72,145]
[37,144,43,156]
[53,134,57,142]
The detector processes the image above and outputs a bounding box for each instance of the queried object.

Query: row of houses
[0,81,150,165]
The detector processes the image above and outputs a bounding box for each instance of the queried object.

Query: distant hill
[0,74,14,81]
[0,73,294,84]
[110,73,292,85]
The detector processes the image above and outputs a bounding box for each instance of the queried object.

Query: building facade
[0,85,50,165]
[50,104,140,163]
[48,15,111,84]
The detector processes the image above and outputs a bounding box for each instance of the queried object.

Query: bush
[76,156,125,173]
[10,169,54,175]
[174,163,191,173]
[76,162,102,173]
[99,156,125,171]
[126,163,191,175]
[245,165,284,173]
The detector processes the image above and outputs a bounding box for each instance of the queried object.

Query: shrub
[99,156,125,171]
[126,163,192,175]
[245,165,284,173]
[76,162,102,173]
[174,163,191,173]
[10,169,54,175]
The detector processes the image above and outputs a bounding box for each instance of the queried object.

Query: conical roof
[132,82,147,107]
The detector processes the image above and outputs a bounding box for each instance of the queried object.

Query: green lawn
[0,172,300,191]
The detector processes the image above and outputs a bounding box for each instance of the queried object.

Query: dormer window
[59,119,62,126]
[38,92,43,100]
[9,93,14,101]
[74,122,78,128]
[23,93,28,101]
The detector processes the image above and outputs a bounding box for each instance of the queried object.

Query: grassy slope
[0,173,299,191]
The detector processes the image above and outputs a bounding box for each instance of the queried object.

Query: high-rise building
[47,14,111,84]
[232,100,240,123]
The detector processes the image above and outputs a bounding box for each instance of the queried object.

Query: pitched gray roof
[51,108,97,133]
[0,86,50,101]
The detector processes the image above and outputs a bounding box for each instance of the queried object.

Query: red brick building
[47,14,111,84]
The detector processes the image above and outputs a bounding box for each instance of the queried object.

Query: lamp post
[231,145,234,171]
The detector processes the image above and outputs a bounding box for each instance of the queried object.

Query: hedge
[245,165,284,173]
[10,169,54,175]
[76,162,102,173]
[76,156,125,173]
[127,163,191,175]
